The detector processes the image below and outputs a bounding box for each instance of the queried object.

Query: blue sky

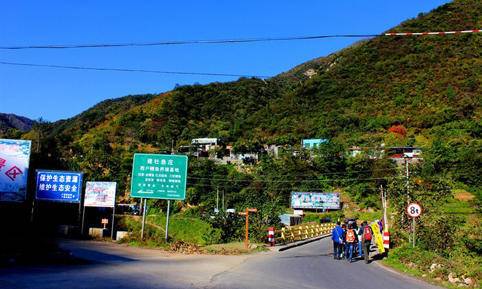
[0,0,450,121]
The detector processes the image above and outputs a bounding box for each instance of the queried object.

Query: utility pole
[222,190,225,213]
[380,185,388,231]
[37,129,41,153]
[405,157,410,203]
[405,156,411,243]
[216,187,219,214]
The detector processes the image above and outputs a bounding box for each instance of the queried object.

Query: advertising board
[291,192,340,210]
[36,170,83,202]
[130,154,188,200]
[84,181,116,208]
[0,139,31,202]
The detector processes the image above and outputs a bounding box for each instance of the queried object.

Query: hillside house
[302,138,328,149]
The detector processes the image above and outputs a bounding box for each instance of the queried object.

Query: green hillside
[10,0,478,192]
[1,1,480,284]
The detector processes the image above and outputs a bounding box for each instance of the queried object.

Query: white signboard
[291,192,340,210]
[0,139,31,202]
[407,203,422,218]
[84,181,116,208]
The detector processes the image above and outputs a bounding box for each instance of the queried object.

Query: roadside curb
[372,259,404,276]
[277,234,331,252]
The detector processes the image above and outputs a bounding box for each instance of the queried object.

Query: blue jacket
[331,225,344,244]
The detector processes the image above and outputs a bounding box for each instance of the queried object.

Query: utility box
[279,214,303,226]
[116,231,129,241]
[89,227,109,238]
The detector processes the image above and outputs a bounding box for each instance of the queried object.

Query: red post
[268,227,275,246]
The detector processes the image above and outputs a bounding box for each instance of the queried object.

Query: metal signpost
[130,153,188,241]
[83,181,117,238]
[407,203,422,248]
[0,139,32,202]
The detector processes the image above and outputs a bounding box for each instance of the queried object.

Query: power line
[0,30,478,50]
[0,60,269,78]
[187,175,404,184]
[0,34,380,50]
[188,167,400,180]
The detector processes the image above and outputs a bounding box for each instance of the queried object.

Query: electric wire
[0,60,269,78]
[1,29,478,50]
[0,34,381,50]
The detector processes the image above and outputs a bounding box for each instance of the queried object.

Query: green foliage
[120,213,222,246]
[417,214,461,255]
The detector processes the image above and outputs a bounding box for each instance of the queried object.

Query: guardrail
[274,222,335,245]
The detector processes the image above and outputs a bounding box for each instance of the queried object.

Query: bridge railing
[274,222,335,245]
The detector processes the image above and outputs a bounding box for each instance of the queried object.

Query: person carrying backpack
[331,222,344,260]
[361,221,373,264]
[345,224,357,262]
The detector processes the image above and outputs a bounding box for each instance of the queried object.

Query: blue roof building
[302,139,328,149]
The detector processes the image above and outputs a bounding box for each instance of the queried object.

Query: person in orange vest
[345,224,358,262]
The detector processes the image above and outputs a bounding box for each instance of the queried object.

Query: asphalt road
[0,238,442,289]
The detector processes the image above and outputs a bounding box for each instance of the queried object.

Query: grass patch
[118,213,221,246]
[203,242,267,255]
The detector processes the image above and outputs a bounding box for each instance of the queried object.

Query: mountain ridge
[0,113,35,133]
[0,0,479,190]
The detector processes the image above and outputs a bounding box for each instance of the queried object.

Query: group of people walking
[331,220,373,263]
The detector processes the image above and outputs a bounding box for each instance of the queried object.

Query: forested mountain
[2,0,480,194]
[0,113,35,134]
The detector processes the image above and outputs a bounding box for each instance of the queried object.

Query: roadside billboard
[35,170,83,203]
[0,139,31,202]
[84,181,116,208]
[291,192,340,210]
[130,153,188,200]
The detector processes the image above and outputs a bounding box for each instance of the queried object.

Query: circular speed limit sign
[407,203,422,218]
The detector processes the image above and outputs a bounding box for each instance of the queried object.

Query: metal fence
[274,222,335,245]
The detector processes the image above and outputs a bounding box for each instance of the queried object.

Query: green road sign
[130,154,188,200]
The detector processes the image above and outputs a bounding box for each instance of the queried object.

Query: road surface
[0,238,442,289]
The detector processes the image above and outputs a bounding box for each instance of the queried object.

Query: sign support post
[81,205,86,235]
[111,201,116,240]
[141,198,147,240]
[165,200,170,242]
[406,202,421,248]
[240,208,257,249]
[30,199,36,223]
[412,217,416,248]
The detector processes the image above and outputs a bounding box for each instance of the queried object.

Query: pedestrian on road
[341,223,347,259]
[357,222,364,259]
[377,219,383,234]
[361,221,373,264]
[345,224,357,262]
[331,222,344,260]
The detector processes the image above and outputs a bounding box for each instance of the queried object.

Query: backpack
[346,229,355,243]
[363,226,372,241]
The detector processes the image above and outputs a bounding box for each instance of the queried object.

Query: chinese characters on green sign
[130,154,188,200]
